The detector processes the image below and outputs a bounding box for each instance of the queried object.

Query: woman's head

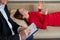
[14,9,29,20]
[18,9,29,19]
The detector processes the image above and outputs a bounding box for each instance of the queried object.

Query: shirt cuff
[17,27,22,33]
[19,34,22,40]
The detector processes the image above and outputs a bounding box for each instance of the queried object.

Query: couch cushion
[34,26,60,39]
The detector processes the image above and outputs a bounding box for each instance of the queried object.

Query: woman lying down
[14,3,60,30]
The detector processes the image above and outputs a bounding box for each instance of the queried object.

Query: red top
[28,11,47,29]
[28,9,60,29]
[47,12,60,26]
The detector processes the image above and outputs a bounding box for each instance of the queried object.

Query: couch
[10,9,60,39]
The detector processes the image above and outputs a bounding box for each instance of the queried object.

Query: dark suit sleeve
[5,5,20,28]
[0,23,20,40]
[8,34,20,40]
[8,18,20,33]
[0,5,21,40]
[0,34,20,40]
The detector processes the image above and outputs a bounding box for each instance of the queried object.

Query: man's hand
[18,27,30,40]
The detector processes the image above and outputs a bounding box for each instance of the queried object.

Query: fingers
[44,8,48,15]
[17,26,27,33]
[19,8,24,14]
[20,26,30,36]
[19,9,29,16]
[38,1,45,9]
[19,30,26,40]
[24,28,30,37]
[19,27,30,40]
[18,8,29,19]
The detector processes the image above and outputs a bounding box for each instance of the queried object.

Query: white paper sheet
[26,23,38,39]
